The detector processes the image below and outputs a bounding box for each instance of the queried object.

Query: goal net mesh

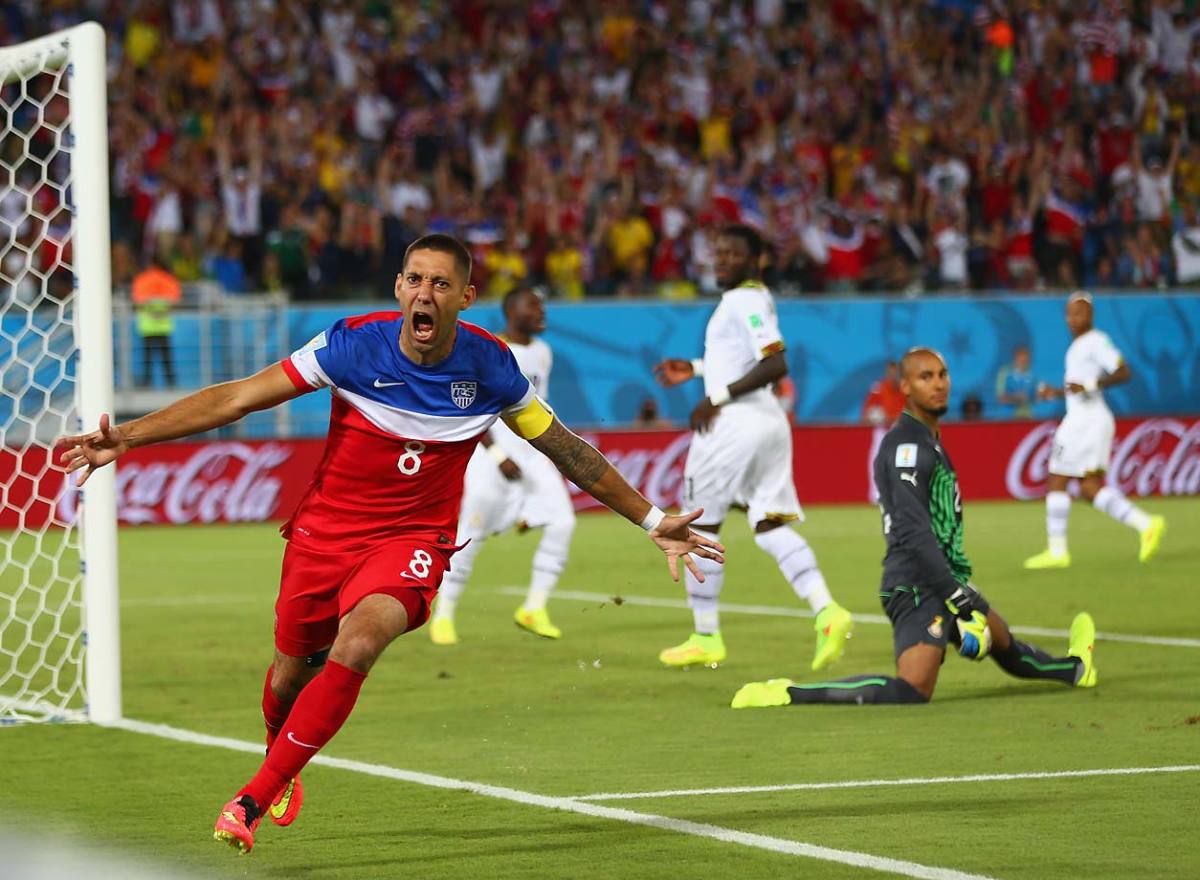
[0,31,89,723]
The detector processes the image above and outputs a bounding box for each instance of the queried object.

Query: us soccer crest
[450,381,477,409]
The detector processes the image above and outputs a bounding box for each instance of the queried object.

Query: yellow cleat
[1139,516,1166,563]
[1023,548,1071,570]
[429,617,459,646]
[731,678,795,708]
[267,775,303,826]
[812,603,853,671]
[514,606,562,639]
[659,632,726,668]
[1068,611,1098,688]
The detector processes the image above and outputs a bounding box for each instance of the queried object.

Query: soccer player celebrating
[59,234,723,855]
[731,348,1097,708]
[653,224,853,671]
[430,285,575,644]
[1024,291,1165,569]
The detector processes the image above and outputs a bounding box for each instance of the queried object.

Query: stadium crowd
[7,0,1200,299]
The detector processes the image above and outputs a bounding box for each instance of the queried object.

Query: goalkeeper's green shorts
[880,584,990,660]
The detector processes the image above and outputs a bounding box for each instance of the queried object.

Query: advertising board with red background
[2,416,1196,529]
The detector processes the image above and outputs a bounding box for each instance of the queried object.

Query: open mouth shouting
[409,310,436,346]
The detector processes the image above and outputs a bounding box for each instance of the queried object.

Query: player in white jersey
[1024,291,1166,569]
[653,225,854,670]
[430,287,576,643]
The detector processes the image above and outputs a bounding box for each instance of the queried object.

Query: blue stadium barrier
[278,293,1200,434]
[8,292,1195,442]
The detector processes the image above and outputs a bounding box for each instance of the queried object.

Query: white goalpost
[0,23,119,724]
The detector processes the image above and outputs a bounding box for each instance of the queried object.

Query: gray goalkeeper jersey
[873,412,972,602]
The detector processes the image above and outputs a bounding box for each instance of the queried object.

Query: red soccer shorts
[274,539,455,657]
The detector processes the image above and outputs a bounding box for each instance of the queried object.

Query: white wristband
[640,505,666,532]
[708,385,732,406]
[690,358,704,377]
[487,444,510,465]
[1083,379,1098,393]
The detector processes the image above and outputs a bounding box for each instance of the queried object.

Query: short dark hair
[720,224,764,262]
[403,233,473,284]
[501,284,539,318]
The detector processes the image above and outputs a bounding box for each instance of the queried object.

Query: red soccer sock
[261,665,292,750]
[239,659,366,809]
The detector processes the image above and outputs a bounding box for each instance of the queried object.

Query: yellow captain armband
[503,397,554,440]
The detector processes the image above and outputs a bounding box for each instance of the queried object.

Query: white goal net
[0,23,119,724]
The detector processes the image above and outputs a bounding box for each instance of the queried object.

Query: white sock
[523,568,556,612]
[1093,486,1152,532]
[1046,490,1071,556]
[754,526,833,614]
[434,537,485,620]
[523,517,574,611]
[683,529,723,634]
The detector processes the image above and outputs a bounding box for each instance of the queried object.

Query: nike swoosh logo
[286,731,320,750]
[400,571,422,581]
[374,378,405,388]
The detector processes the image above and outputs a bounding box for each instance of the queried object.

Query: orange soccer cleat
[213,796,263,855]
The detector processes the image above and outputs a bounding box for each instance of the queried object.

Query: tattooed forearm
[529,420,610,490]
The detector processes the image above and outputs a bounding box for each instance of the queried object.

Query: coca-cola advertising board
[2,416,1196,530]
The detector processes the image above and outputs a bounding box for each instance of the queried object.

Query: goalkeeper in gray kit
[733,348,1098,708]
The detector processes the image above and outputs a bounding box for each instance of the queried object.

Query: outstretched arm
[58,363,303,485]
[527,417,724,581]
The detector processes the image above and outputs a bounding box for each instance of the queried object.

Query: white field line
[502,587,1200,650]
[570,764,1200,802]
[109,717,995,880]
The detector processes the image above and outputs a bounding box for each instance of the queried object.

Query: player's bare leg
[660,520,727,668]
[752,519,853,670]
[214,595,408,854]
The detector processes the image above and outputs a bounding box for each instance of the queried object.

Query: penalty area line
[500,588,1200,650]
[570,764,1200,802]
[109,717,995,880]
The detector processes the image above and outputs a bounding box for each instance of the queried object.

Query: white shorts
[457,445,575,541]
[682,402,803,527]
[1049,410,1115,477]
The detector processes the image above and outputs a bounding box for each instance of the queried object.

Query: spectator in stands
[861,361,905,427]
[545,233,587,301]
[21,0,1200,299]
[206,237,248,295]
[1172,201,1200,285]
[214,123,263,288]
[131,254,180,388]
[633,397,674,430]
[995,345,1038,420]
[482,234,529,300]
[960,394,984,422]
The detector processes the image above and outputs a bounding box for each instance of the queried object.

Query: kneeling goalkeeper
[734,347,1097,708]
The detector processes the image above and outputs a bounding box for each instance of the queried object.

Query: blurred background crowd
[6,0,1200,300]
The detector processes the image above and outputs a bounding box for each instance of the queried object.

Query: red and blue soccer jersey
[279,312,546,553]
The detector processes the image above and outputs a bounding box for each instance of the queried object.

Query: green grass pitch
[1,498,1197,879]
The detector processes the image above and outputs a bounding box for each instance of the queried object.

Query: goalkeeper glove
[955,610,992,661]
[944,584,983,620]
